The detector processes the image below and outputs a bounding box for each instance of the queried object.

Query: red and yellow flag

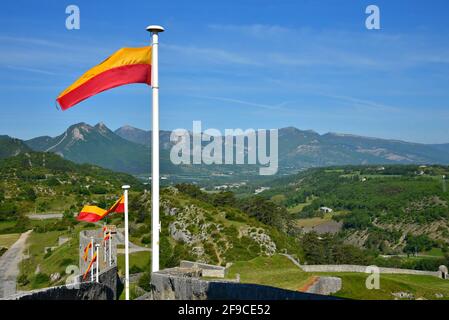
[103,232,111,245]
[77,205,107,223]
[83,252,97,280]
[57,46,152,110]
[107,195,125,214]
[77,196,125,223]
[82,242,93,262]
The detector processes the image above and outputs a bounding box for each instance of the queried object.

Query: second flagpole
[147,25,164,273]
[122,184,130,300]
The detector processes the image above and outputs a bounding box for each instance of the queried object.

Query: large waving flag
[77,196,125,222]
[77,205,107,223]
[57,46,152,110]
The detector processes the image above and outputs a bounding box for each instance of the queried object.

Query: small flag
[83,252,97,280]
[57,46,152,110]
[82,242,93,262]
[103,232,111,245]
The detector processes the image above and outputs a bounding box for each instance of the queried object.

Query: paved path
[0,230,32,299]
[114,229,151,254]
[27,213,63,220]
[280,253,302,269]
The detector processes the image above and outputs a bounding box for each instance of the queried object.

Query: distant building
[254,187,270,194]
[319,207,333,213]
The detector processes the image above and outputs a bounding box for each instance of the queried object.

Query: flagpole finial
[122,185,130,190]
[146,25,165,33]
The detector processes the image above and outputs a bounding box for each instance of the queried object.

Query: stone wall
[179,261,227,278]
[8,283,114,300]
[300,264,439,277]
[147,268,341,300]
[6,266,120,300]
[304,277,342,296]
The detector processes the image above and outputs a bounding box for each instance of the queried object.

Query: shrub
[130,265,143,274]
[404,234,435,254]
[31,273,50,289]
[141,235,151,244]
[44,249,53,259]
[17,274,29,286]
[138,272,152,291]
[341,211,372,230]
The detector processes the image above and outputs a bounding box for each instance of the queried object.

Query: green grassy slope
[0,152,143,218]
[227,255,449,300]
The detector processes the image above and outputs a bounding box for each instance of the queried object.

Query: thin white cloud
[208,24,291,37]
[5,65,60,76]
[192,95,288,111]
[163,43,261,66]
[0,36,69,49]
[204,25,449,70]
[320,93,402,113]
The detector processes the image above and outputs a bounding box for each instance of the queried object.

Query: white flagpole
[95,244,100,282]
[146,25,164,273]
[122,185,130,300]
[90,237,94,282]
[103,225,107,262]
[109,231,112,267]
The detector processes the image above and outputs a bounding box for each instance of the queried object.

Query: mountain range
[0,123,449,177]
[0,135,31,159]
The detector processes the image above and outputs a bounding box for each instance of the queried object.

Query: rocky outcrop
[242,227,276,256]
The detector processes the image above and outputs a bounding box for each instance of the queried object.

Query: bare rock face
[161,198,178,216]
[34,265,41,275]
[392,292,414,300]
[50,273,61,283]
[164,206,178,216]
[169,223,193,243]
[243,227,277,256]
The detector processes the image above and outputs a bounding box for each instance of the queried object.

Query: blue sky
[0,0,449,143]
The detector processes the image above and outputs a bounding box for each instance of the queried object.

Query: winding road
[114,229,151,254]
[0,230,32,299]
[27,213,63,220]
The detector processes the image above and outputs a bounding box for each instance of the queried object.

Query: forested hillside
[260,165,449,257]
[0,152,143,220]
